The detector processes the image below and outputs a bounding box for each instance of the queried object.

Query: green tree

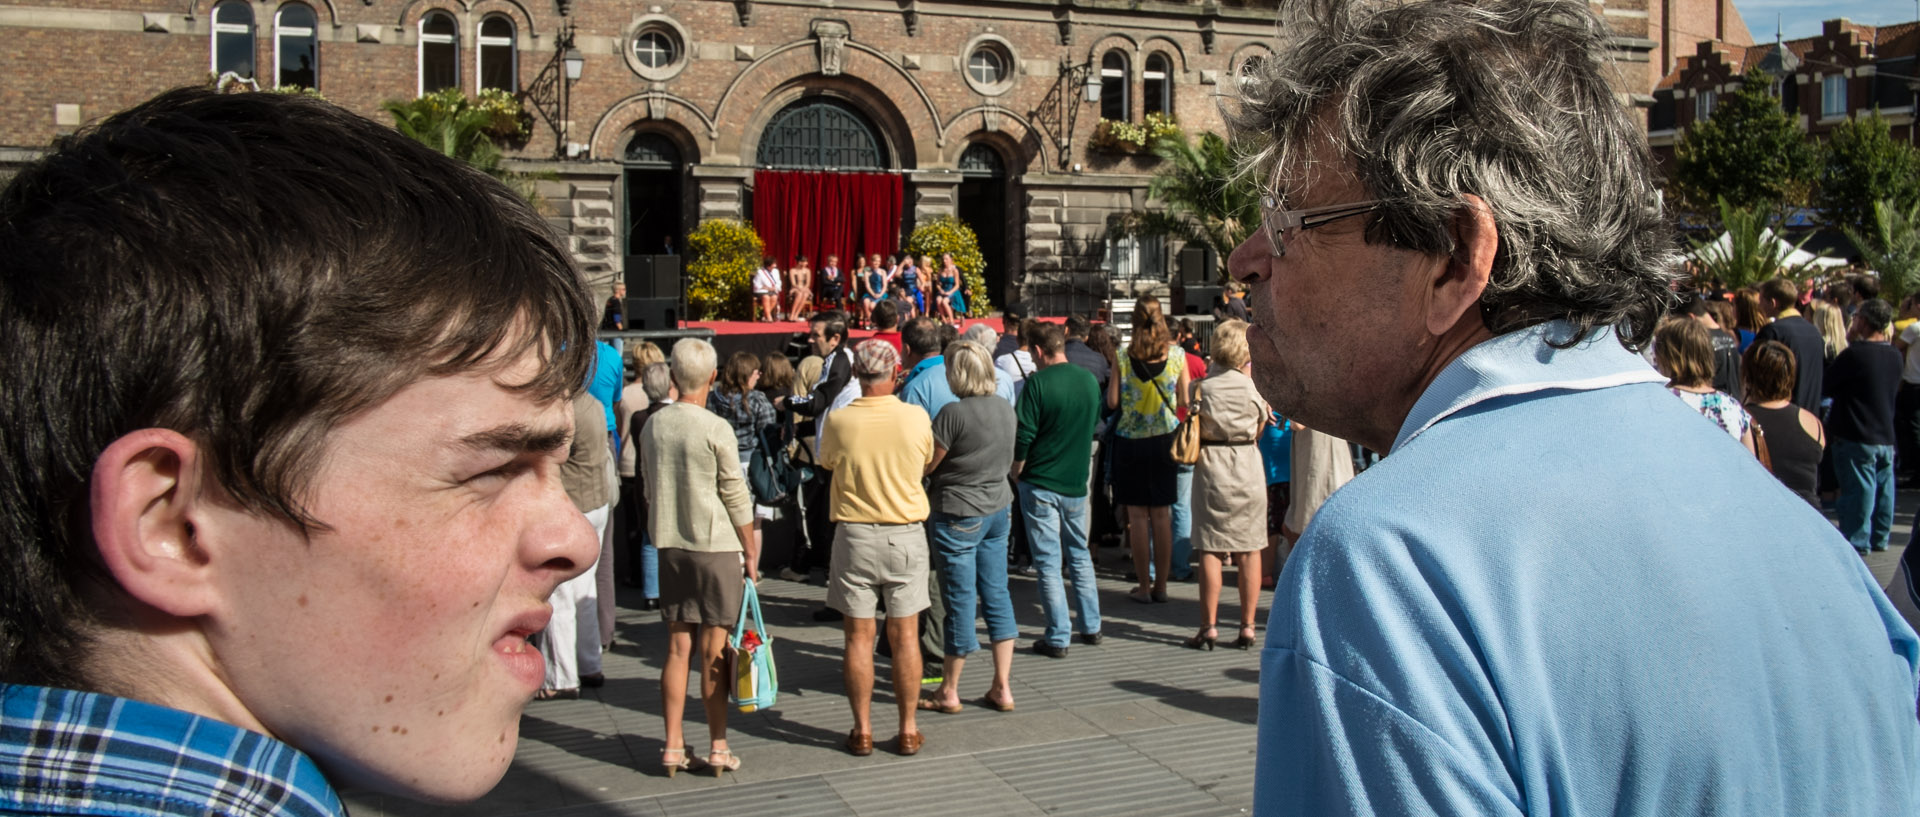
[1111,130,1259,278]
[1671,67,1820,223]
[908,216,991,317]
[382,88,540,202]
[1816,111,1920,234]
[1844,199,1920,306]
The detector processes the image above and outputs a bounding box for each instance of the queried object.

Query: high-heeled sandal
[661,746,695,778]
[1233,625,1257,650]
[707,748,742,777]
[1183,627,1218,651]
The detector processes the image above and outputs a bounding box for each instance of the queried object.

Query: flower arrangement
[1088,112,1184,155]
[907,215,992,318]
[686,219,765,320]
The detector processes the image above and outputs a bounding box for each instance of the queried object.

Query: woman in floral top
[1656,317,1756,455]
[1103,297,1189,604]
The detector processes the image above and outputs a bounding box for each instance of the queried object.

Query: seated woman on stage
[788,255,814,322]
[934,253,964,322]
[751,257,783,322]
[821,254,846,313]
[895,253,922,320]
[859,252,888,329]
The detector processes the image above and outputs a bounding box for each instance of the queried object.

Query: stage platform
[682,316,1055,362]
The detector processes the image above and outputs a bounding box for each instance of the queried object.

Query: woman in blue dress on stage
[859,253,888,329]
[936,253,966,321]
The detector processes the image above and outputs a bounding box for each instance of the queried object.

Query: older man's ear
[89,429,223,620]
[1426,194,1498,338]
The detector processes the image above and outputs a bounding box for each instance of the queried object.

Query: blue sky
[1737,0,1915,41]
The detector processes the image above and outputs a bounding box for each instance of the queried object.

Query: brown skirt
[659,548,744,629]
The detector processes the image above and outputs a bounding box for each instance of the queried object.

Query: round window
[968,48,1005,86]
[633,30,678,69]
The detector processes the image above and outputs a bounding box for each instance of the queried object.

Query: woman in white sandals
[638,339,759,777]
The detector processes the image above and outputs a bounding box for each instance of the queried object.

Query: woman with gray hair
[638,339,757,777]
[1185,320,1269,650]
[917,339,1020,714]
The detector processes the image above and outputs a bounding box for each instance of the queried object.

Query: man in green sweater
[1012,322,1104,658]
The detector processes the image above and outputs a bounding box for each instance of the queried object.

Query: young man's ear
[89,429,222,619]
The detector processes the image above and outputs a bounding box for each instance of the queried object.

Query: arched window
[756,98,887,170]
[1143,53,1171,118]
[210,1,255,80]
[274,4,317,90]
[476,16,516,91]
[418,11,459,96]
[1100,50,1130,122]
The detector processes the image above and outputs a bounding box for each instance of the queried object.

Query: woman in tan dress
[1186,320,1269,650]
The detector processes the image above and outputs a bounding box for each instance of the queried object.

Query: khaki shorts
[827,521,930,619]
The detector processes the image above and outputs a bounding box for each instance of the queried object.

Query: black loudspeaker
[1182,285,1224,315]
[1179,245,1213,285]
[624,255,685,299]
[625,297,678,330]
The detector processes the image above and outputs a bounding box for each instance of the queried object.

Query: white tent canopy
[1688,228,1849,270]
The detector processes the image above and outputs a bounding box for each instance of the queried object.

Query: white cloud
[1734,0,1914,41]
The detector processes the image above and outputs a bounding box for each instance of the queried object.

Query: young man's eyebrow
[456,423,572,455]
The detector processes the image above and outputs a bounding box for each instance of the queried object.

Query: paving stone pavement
[344,541,1267,817]
[344,492,1917,817]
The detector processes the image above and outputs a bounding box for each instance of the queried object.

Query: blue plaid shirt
[0,685,344,817]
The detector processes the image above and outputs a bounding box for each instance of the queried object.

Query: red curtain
[753,170,903,286]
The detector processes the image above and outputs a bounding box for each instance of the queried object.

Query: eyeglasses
[1258,194,1384,258]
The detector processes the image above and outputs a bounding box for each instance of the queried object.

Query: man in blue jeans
[1013,323,1104,658]
[1828,298,1904,553]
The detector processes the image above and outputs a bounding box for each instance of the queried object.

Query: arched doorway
[624,132,683,257]
[622,132,685,328]
[751,97,903,282]
[956,142,1012,308]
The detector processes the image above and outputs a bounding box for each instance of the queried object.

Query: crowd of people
[602,299,1360,769]
[1657,275,1915,555]
[751,251,970,326]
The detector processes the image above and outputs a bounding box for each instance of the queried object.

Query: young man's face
[205,349,597,801]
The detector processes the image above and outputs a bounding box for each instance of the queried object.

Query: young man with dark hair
[1014,321,1104,658]
[0,88,600,813]
[1062,314,1110,390]
[1755,277,1825,411]
[996,302,1029,358]
[870,299,903,356]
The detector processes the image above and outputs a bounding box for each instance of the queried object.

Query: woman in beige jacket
[639,339,756,777]
[1187,320,1269,650]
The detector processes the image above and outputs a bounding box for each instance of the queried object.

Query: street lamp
[522,26,585,159]
[1084,69,1101,103]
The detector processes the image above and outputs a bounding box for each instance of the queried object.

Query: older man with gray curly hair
[1227,0,1920,814]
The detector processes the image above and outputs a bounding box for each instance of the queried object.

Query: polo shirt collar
[1393,320,1662,453]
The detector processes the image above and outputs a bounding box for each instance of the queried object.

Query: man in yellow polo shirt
[820,339,935,759]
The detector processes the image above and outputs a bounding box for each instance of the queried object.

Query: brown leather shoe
[845,729,873,757]
[897,731,924,756]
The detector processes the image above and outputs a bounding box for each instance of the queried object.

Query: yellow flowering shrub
[687,219,764,320]
[908,216,992,318]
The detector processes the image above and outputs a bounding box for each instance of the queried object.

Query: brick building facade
[0,0,1692,316]
[1649,18,1920,168]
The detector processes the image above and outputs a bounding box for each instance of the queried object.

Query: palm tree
[1111,130,1260,281]
[382,89,541,204]
[1845,199,1920,306]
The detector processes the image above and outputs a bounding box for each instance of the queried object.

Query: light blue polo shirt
[1255,321,1920,816]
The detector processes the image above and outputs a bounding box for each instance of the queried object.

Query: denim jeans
[640,533,660,600]
[1018,482,1101,647]
[1167,463,1195,581]
[929,507,1016,656]
[1834,437,1897,552]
